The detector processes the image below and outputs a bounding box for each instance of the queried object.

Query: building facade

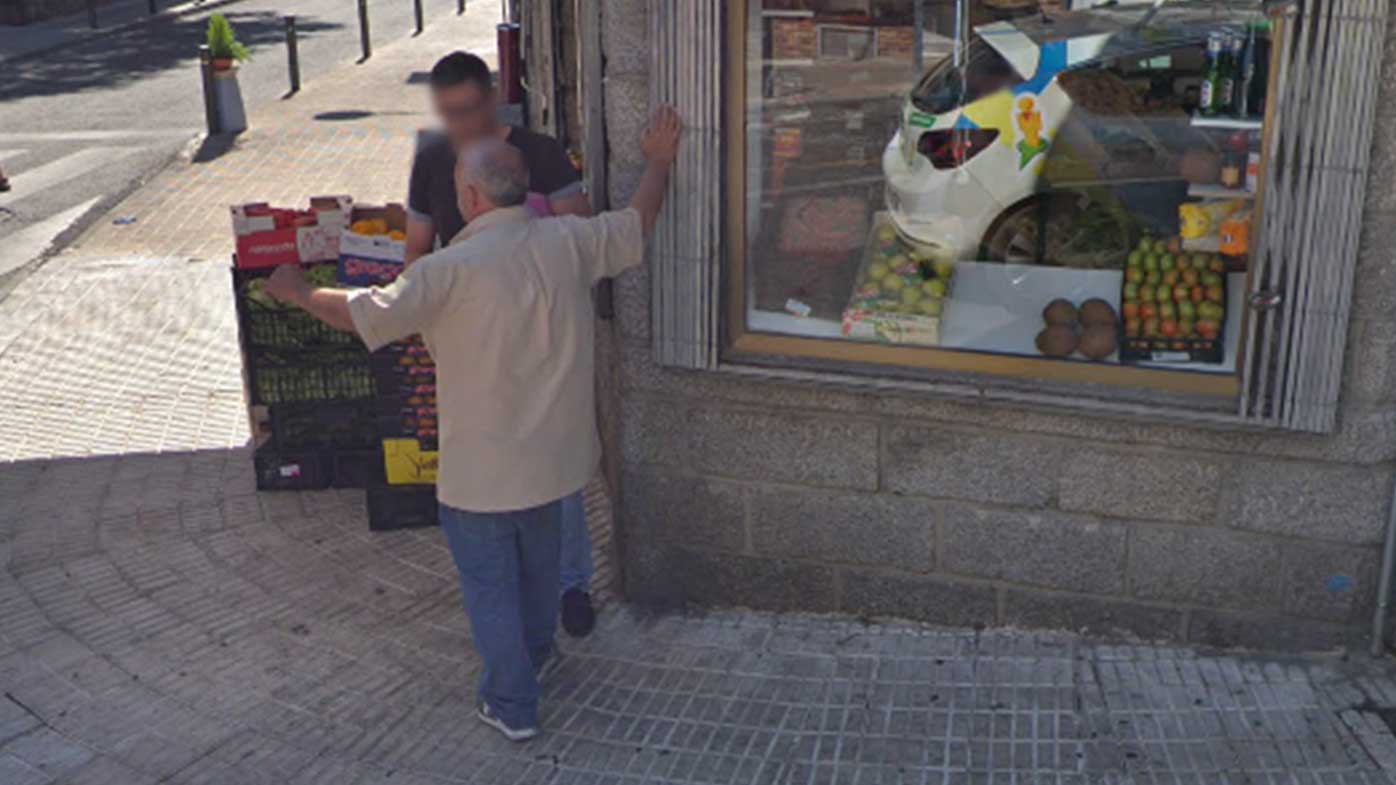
[563,0,1395,651]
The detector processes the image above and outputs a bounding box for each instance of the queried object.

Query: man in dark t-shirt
[405,52,589,260]
[405,52,598,641]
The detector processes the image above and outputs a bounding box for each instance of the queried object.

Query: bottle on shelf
[1222,32,1245,116]
[1236,24,1256,118]
[1200,32,1226,117]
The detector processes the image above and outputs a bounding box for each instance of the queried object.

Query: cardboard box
[337,204,408,285]
[231,196,352,269]
[382,438,438,485]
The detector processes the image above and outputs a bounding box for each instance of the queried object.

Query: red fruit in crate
[1125,317,1142,336]
[1205,285,1225,303]
[1143,318,1160,337]
[1195,320,1219,339]
[1162,270,1179,287]
[1173,285,1191,302]
[1160,320,1179,337]
[1182,269,1200,286]
[1121,302,1139,320]
[1140,303,1158,320]
[1190,286,1205,303]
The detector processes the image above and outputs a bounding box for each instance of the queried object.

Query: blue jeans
[439,499,562,730]
[560,489,593,594]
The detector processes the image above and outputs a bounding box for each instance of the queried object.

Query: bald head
[455,139,529,222]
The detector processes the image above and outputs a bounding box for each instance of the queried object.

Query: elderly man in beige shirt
[264,107,681,741]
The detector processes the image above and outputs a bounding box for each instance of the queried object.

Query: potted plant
[205,14,249,133]
[206,14,249,72]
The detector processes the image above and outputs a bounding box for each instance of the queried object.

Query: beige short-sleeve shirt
[347,205,644,512]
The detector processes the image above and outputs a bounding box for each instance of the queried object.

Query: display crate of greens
[841,213,954,347]
[247,346,374,404]
[233,264,356,352]
[1117,236,1228,364]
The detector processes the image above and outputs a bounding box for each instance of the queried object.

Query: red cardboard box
[231,196,352,269]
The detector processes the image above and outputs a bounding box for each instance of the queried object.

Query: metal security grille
[649,0,722,370]
[1239,0,1388,431]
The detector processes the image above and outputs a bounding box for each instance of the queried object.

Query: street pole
[285,16,301,94]
[358,0,372,61]
[413,0,424,35]
[457,0,465,15]
[87,0,97,28]
[199,45,222,135]
[148,0,157,15]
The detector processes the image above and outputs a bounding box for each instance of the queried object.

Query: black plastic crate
[332,450,385,489]
[249,347,374,405]
[367,485,438,531]
[233,266,354,351]
[254,445,383,491]
[255,447,331,491]
[270,400,380,451]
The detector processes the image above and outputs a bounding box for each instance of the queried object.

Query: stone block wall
[597,0,1396,652]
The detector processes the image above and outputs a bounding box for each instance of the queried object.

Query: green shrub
[206,14,249,62]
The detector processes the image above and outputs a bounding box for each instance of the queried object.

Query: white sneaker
[477,702,539,742]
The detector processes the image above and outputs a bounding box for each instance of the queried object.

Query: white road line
[0,129,194,142]
[0,197,101,278]
[0,149,25,164]
[0,146,137,203]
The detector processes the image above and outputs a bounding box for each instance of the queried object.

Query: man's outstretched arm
[628,106,681,239]
[264,265,359,335]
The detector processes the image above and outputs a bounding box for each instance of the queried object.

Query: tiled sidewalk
[3,6,1396,784]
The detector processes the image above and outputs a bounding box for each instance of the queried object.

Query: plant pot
[211,57,235,72]
[211,69,248,134]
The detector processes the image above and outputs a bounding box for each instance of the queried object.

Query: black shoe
[0,179,9,192]
[561,589,595,638]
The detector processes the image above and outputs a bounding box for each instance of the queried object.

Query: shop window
[729,0,1276,398]
[647,0,1381,431]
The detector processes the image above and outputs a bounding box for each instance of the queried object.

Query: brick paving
[3,6,1396,784]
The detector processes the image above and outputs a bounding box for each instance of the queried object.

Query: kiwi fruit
[1036,325,1079,357]
[1078,325,1118,360]
[1078,298,1118,328]
[1042,298,1078,327]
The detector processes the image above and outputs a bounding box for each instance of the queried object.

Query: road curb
[0,0,250,67]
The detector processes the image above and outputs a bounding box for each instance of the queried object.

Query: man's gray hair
[458,139,529,207]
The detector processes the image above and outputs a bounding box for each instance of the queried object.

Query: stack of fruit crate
[233,262,382,490]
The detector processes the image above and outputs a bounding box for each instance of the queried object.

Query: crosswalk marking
[0,197,100,278]
[0,149,25,165]
[0,146,138,205]
[0,129,193,143]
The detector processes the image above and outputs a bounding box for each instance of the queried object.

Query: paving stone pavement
[5,5,1396,784]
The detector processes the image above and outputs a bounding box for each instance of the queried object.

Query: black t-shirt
[407,126,583,247]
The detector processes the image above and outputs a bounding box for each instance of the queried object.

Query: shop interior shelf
[1187,184,1256,200]
[1190,115,1264,130]
[749,262,1245,375]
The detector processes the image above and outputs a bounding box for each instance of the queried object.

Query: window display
[733,0,1273,391]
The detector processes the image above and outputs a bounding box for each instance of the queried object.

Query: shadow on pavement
[191,132,237,163]
[0,10,344,101]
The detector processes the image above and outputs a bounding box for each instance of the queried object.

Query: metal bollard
[357,0,371,61]
[457,0,465,15]
[285,16,301,94]
[148,0,157,14]
[413,0,424,35]
[199,45,222,135]
[87,0,97,28]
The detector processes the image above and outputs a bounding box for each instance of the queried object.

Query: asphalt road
[0,0,479,286]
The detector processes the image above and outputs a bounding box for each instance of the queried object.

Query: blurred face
[433,80,495,148]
